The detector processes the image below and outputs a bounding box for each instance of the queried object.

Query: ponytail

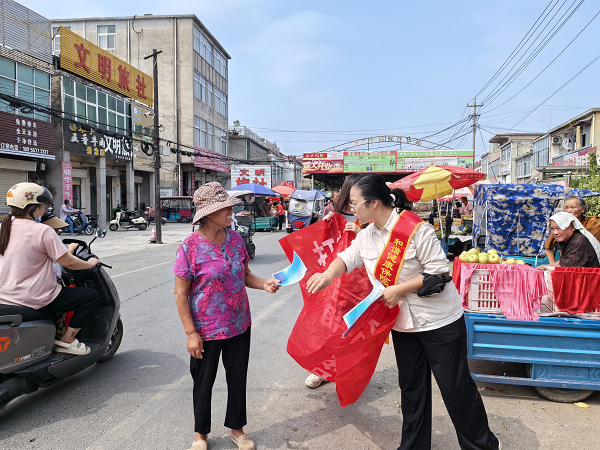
[354,174,413,212]
[0,205,38,255]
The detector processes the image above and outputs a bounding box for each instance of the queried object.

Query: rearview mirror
[97,228,107,239]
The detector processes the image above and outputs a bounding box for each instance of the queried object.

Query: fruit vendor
[459,197,473,215]
[544,212,600,269]
[545,196,600,264]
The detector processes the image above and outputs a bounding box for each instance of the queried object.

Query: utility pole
[467,98,482,155]
[145,49,163,244]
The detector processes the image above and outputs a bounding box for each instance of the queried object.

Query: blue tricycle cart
[465,313,600,402]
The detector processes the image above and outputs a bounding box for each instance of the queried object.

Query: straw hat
[192,182,242,224]
[41,213,68,229]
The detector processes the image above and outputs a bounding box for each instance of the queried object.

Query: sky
[20,0,600,158]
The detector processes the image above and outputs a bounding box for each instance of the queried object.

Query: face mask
[35,216,42,223]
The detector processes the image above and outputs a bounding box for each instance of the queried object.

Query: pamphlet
[273,251,307,286]
[342,280,385,338]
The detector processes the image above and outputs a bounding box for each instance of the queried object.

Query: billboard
[302,149,475,174]
[0,110,55,160]
[194,147,229,173]
[60,27,153,107]
[231,165,272,188]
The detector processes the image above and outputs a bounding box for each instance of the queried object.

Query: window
[501,143,511,161]
[215,127,227,155]
[533,136,550,168]
[62,78,131,135]
[194,116,207,149]
[193,27,213,66]
[98,25,116,50]
[214,87,227,117]
[207,123,214,152]
[207,82,213,108]
[489,159,500,178]
[193,71,206,102]
[580,123,591,148]
[214,50,227,79]
[53,26,70,52]
[517,155,531,178]
[0,56,50,120]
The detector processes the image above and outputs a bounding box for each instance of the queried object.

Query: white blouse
[337,208,463,332]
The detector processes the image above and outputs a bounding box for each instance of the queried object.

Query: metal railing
[228,126,279,151]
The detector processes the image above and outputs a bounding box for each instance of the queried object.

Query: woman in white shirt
[307,174,499,450]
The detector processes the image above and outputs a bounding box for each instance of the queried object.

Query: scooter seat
[0,304,54,322]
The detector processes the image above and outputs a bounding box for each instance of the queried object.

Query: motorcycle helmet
[7,183,53,209]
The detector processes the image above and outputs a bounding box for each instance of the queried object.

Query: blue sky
[21,0,600,158]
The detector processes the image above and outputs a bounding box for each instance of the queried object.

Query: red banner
[279,214,398,406]
[62,162,73,203]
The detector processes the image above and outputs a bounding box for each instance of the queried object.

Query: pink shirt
[173,229,251,341]
[0,219,68,309]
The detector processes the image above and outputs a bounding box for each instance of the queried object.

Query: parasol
[272,182,296,197]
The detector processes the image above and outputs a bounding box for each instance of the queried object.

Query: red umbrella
[388,165,486,202]
[272,182,296,197]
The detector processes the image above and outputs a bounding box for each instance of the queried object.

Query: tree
[570,152,600,216]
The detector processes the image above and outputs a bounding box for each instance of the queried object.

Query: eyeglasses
[349,200,368,210]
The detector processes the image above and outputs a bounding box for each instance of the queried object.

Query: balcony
[228,126,278,151]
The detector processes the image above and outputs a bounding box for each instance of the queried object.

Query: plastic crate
[467,269,502,313]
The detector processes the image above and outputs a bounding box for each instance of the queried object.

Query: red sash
[374,210,424,287]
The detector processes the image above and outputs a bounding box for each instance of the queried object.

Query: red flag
[279,214,398,406]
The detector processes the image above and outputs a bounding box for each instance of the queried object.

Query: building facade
[47,26,154,224]
[51,14,231,197]
[485,133,543,184]
[0,0,55,217]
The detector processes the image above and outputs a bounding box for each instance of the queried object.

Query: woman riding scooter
[0,183,101,355]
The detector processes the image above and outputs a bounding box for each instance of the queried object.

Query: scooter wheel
[98,318,123,363]
[138,223,148,231]
[84,225,94,235]
[161,217,167,225]
[248,244,256,259]
[109,224,118,231]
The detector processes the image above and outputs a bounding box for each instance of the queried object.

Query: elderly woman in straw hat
[174,183,280,450]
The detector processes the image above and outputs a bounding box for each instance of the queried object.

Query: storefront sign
[64,121,133,161]
[59,26,153,107]
[0,110,55,160]
[194,146,229,173]
[132,105,155,171]
[552,147,595,167]
[231,165,272,188]
[302,149,475,175]
[62,162,73,202]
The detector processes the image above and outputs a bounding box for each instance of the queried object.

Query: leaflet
[273,251,307,286]
[342,280,385,338]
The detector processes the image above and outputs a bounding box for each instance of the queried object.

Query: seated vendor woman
[543,212,600,269]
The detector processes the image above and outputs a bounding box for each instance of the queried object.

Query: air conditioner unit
[552,137,560,144]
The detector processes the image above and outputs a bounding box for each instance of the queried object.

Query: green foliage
[570,153,600,216]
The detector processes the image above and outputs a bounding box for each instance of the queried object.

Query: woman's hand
[324,212,334,221]
[379,285,404,309]
[187,332,204,359]
[345,222,361,233]
[306,271,333,294]
[263,278,281,293]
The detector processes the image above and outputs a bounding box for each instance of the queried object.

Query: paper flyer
[342,280,385,338]
[272,251,307,286]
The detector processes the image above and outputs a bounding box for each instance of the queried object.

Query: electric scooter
[58,209,94,236]
[0,228,123,410]
[109,210,148,231]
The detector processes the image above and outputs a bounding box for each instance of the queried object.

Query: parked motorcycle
[144,206,167,225]
[109,210,148,231]
[58,209,94,236]
[0,228,123,409]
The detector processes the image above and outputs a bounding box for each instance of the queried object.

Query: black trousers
[278,214,285,230]
[190,327,251,435]
[391,317,499,450]
[40,286,100,329]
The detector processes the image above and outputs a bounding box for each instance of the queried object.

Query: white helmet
[7,183,53,210]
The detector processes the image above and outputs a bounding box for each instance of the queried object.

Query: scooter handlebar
[96,262,113,269]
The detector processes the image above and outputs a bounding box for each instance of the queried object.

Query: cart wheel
[248,244,256,259]
[526,364,594,403]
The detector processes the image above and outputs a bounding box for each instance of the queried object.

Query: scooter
[144,207,167,225]
[109,210,148,231]
[0,228,124,410]
[58,209,94,236]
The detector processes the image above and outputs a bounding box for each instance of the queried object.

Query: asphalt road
[1,224,599,450]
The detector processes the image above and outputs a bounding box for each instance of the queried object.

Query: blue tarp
[473,184,600,257]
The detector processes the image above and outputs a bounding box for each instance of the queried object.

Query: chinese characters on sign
[230,165,272,188]
[0,110,55,160]
[60,27,153,107]
[62,162,73,203]
[132,105,155,171]
[64,122,132,161]
[194,146,230,173]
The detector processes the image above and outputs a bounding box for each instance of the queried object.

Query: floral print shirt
[173,229,251,341]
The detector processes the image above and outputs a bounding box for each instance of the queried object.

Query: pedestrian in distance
[275,201,285,230]
[306,174,500,450]
[173,182,281,450]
